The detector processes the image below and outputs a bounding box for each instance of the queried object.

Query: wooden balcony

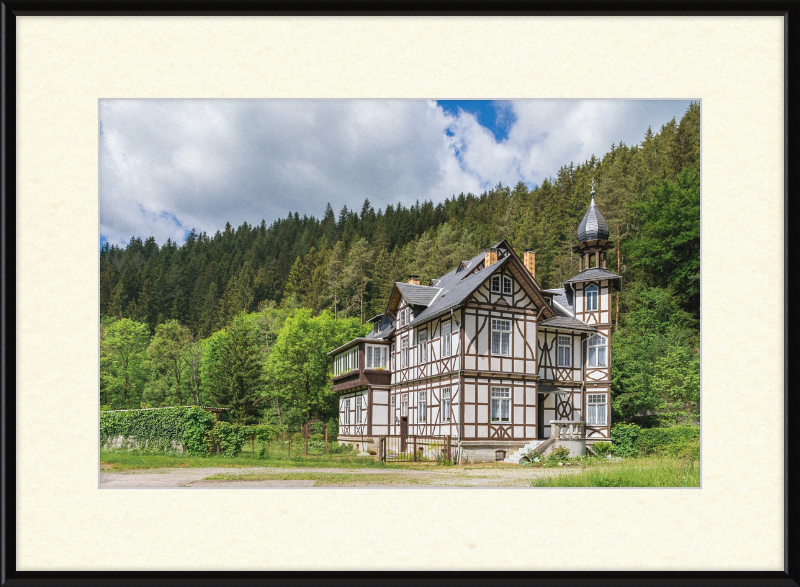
[332,368,391,393]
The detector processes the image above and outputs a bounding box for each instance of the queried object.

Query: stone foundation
[459,440,527,463]
[338,435,380,456]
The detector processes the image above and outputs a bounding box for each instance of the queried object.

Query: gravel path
[99,465,573,488]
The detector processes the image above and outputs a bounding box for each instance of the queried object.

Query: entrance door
[537,393,546,439]
[400,417,408,451]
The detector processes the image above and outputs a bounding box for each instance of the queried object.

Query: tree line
[100,102,700,428]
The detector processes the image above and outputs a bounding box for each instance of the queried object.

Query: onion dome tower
[572,182,614,271]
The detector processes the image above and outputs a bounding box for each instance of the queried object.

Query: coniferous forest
[100,102,700,431]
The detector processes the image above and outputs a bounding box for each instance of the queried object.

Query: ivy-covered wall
[100,406,279,457]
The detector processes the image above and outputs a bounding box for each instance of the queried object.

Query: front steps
[504,438,553,464]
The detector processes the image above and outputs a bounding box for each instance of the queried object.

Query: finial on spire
[590,178,596,197]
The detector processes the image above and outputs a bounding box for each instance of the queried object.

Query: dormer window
[585,285,598,311]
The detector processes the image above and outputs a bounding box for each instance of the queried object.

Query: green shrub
[204,421,249,457]
[327,441,347,454]
[548,445,571,462]
[592,441,614,457]
[611,423,641,457]
[252,424,279,445]
[635,426,700,459]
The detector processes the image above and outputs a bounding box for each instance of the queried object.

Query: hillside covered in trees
[100,102,700,429]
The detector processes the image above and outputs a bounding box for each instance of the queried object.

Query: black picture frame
[2,2,796,585]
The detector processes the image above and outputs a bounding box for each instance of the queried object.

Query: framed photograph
[4,4,794,585]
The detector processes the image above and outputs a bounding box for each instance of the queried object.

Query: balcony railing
[550,420,585,440]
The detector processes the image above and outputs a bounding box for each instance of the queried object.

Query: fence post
[413,435,417,462]
[305,436,308,456]
[446,435,451,461]
[325,425,328,455]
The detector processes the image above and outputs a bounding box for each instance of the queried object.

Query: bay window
[366,345,387,369]
[333,346,358,376]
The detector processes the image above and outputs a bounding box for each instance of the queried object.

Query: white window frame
[557,335,572,367]
[366,345,387,369]
[418,329,428,363]
[502,275,512,295]
[491,387,511,423]
[401,393,408,417]
[587,334,608,367]
[418,391,427,422]
[333,346,359,376]
[355,396,363,424]
[491,318,512,356]
[442,388,451,422]
[441,321,452,357]
[400,307,405,327]
[587,394,607,426]
[585,284,599,312]
[401,337,409,368]
[343,398,350,425]
[491,275,501,292]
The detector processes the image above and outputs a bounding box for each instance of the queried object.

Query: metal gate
[380,435,452,462]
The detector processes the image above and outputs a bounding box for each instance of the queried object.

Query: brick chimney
[408,275,421,286]
[524,249,536,278]
[484,247,498,268]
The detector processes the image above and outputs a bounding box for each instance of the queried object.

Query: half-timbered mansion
[327,189,620,462]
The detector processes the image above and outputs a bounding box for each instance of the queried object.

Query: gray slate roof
[563,267,621,284]
[538,316,598,332]
[394,282,442,306]
[577,196,610,243]
[544,288,574,316]
[407,253,511,328]
[365,322,395,341]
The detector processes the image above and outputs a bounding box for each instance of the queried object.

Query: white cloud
[99,99,692,246]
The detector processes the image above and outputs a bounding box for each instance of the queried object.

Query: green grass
[530,457,700,487]
[202,471,423,486]
[100,443,394,471]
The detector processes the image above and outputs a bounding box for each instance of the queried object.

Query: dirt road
[99,464,572,488]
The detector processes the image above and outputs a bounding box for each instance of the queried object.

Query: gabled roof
[563,267,621,284]
[407,255,512,328]
[405,239,557,328]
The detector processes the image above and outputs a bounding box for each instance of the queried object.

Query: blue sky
[99,99,694,247]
